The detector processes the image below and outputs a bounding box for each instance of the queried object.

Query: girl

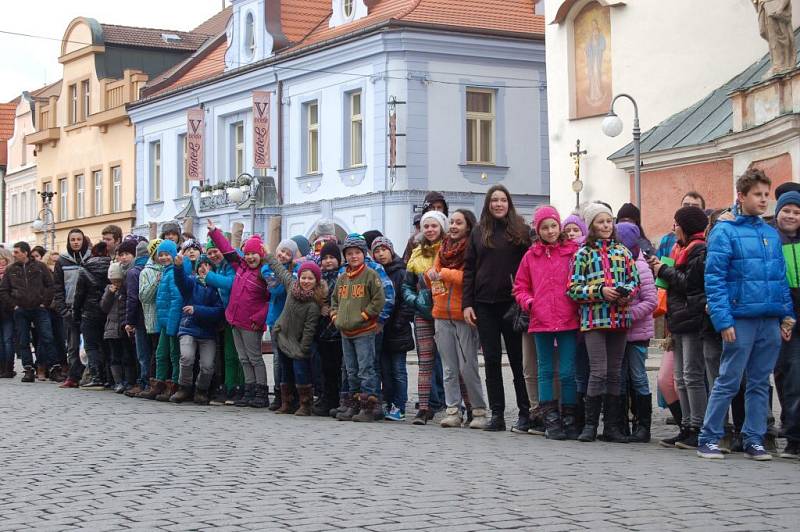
[562,214,588,243]
[101,261,137,394]
[463,185,532,432]
[153,240,183,402]
[403,210,446,425]
[515,206,580,440]
[266,249,326,416]
[137,239,164,399]
[73,242,112,390]
[568,202,639,443]
[429,209,488,429]
[0,248,15,378]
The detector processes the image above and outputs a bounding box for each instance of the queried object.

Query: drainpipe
[277,78,284,206]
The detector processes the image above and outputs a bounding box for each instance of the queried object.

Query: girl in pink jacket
[514,206,579,440]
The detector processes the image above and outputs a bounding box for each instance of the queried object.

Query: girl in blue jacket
[153,240,183,402]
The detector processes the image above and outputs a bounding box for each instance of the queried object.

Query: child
[101,261,137,393]
[568,202,639,443]
[207,219,270,408]
[160,221,182,244]
[315,241,345,417]
[266,250,326,416]
[136,239,164,399]
[428,210,488,429]
[515,206,580,440]
[0,248,15,378]
[152,240,183,402]
[562,214,588,244]
[181,239,203,273]
[371,237,414,422]
[169,254,225,405]
[332,234,386,422]
[123,240,151,397]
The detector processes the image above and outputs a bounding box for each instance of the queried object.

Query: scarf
[676,232,706,266]
[346,263,366,279]
[291,282,316,302]
[438,237,467,270]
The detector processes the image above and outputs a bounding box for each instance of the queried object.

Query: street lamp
[31,191,56,251]
[602,93,641,208]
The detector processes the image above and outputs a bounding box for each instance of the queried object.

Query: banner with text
[187,108,205,184]
[253,91,271,169]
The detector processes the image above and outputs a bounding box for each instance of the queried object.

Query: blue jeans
[430,349,445,410]
[0,317,14,365]
[49,310,66,365]
[135,327,153,387]
[621,341,650,396]
[14,308,55,369]
[575,339,589,394]
[81,316,108,379]
[534,330,577,404]
[381,350,408,412]
[699,317,781,448]
[342,333,378,397]
[776,332,800,443]
[279,351,312,386]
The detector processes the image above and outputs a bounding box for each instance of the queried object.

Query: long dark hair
[478,185,530,248]
[454,208,477,237]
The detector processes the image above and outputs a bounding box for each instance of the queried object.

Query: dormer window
[161,33,181,44]
[245,11,255,57]
[343,0,354,18]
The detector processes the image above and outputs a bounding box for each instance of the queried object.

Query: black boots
[561,404,580,440]
[235,383,255,407]
[542,401,566,440]
[483,412,507,432]
[629,393,652,443]
[21,365,35,383]
[194,387,210,405]
[601,394,629,443]
[249,384,269,408]
[574,392,585,435]
[578,395,602,442]
[0,359,16,378]
[169,385,193,403]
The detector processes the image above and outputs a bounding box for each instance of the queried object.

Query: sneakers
[780,441,800,459]
[744,442,772,461]
[697,442,724,459]
[113,383,126,394]
[385,406,405,422]
[510,413,531,434]
[440,407,462,428]
[527,406,546,436]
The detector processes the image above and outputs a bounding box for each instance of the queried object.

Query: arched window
[244,11,255,57]
[343,0,354,18]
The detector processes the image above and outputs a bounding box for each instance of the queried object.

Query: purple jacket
[209,228,269,332]
[627,253,657,342]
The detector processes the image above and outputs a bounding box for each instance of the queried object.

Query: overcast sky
[0,0,226,102]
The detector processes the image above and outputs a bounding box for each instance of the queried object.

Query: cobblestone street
[3,360,800,532]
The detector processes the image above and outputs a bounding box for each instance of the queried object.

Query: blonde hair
[0,247,12,264]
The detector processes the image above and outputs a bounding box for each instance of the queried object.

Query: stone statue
[753,0,797,78]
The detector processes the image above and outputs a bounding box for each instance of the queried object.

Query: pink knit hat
[243,235,265,257]
[297,260,322,282]
[533,205,561,234]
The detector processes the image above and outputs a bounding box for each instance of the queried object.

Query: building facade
[129,0,549,248]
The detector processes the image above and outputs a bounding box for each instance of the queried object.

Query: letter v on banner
[253,91,270,169]
[187,108,205,185]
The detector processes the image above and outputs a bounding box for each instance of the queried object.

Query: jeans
[699,317,782,447]
[14,308,55,369]
[575,338,589,394]
[342,333,378,397]
[775,332,800,443]
[672,332,707,428]
[178,335,216,389]
[80,316,108,379]
[279,352,312,386]
[534,330,577,405]
[0,317,14,366]
[134,327,154,388]
[584,329,627,396]
[381,349,408,412]
[430,349,445,411]
[621,341,650,396]
[49,309,66,366]
[64,315,84,381]
[435,319,487,410]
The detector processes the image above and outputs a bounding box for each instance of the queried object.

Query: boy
[699,169,795,460]
[332,234,385,422]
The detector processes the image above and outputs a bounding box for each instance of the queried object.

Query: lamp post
[602,93,641,208]
[223,172,278,236]
[32,191,56,251]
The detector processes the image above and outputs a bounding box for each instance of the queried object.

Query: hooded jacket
[267,255,322,360]
[100,284,125,339]
[53,249,90,317]
[403,242,441,321]
[123,256,148,329]
[174,261,224,339]
[627,252,658,342]
[72,256,111,323]
[427,243,467,322]
[382,255,415,353]
[262,260,298,328]
[138,260,163,334]
[156,263,183,336]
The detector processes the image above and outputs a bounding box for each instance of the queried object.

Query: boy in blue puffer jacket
[698,169,795,461]
[169,254,224,405]
[153,240,183,402]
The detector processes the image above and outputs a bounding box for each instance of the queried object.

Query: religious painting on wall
[573,1,612,118]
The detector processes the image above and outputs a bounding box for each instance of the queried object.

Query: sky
[0,0,226,102]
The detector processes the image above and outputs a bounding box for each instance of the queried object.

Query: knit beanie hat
[197,254,213,268]
[342,233,369,256]
[674,206,709,236]
[616,222,641,258]
[160,221,181,238]
[205,237,217,251]
[156,239,178,259]
[775,182,800,199]
[420,210,449,233]
[107,261,124,281]
[319,241,342,264]
[135,241,150,259]
[533,205,561,234]
[776,191,800,215]
[277,238,299,258]
[370,236,395,255]
[181,238,203,253]
[562,214,588,236]
[297,260,322,283]
[243,235,265,258]
[147,239,163,259]
[616,202,641,225]
[582,202,613,226]
[290,235,311,257]
[117,237,138,256]
[363,230,384,249]
[422,191,449,216]
[314,219,336,237]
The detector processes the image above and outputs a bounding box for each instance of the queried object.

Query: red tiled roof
[192,5,233,36]
[281,0,332,42]
[159,38,228,95]
[100,23,211,51]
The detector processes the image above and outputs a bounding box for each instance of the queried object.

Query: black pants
[65,315,84,381]
[318,339,343,406]
[475,302,530,416]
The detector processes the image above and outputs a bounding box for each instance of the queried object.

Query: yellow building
[25,17,212,250]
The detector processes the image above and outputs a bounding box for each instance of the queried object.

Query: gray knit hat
[342,233,369,256]
[277,238,299,258]
[160,221,181,238]
[135,241,150,259]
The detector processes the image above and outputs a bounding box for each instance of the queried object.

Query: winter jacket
[568,238,639,331]
[123,256,147,329]
[174,261,224,340]
[72,256,111,323]
[209,228,269,331]
[204,258,235,307]
[317,269,342,342]
[262,260,298,328]
[53,250,90,318]
[0,259,54,310]
[514,239,580,333]
[382,256,415,353]
[138,261,163,334]
[100,285,125,340]
[403,242,440,321]
[462,219,530,309]
[705,213,794,332]
[656,237,707,334]
[366,257,395,324]
[332,265,385,338]
[779,229,800,311]
[267,255,322,360]
[156,264,183,337]
[427,253,464,322]
[627,253,657,342]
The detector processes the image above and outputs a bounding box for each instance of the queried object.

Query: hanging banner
[253,91,271,169]
[187,107,205,184]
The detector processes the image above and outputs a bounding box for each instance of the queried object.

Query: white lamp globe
[31,219,44,231]
[226,188,243,203]
[601,113,624,137]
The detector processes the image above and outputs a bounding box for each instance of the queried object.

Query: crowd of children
[2,169,800,462]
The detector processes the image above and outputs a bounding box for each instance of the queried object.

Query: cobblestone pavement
[2,360,800,532]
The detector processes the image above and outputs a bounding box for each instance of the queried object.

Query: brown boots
[275,383,294,414]
[156,381,177,402]
[137,379,163,400]
[294,384,314,416]
[352,394,379,423]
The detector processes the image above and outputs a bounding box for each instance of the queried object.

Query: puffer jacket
[402,242,440,321]
[267,255,322,360]
[100,285,125,339]
[428,246,466,322]
[316,269,342,342]
[209,228,269,331]
[138,261,163,334]
[174,261,224,339]
[262,260,298,328]
[204,258,235,307]
[627,253,657,341]
[53,250,90,318]
[156,264,183,336]
[383,255,415,353]
[0,259,54,311]
[72,256,111,323]
[514,238,580,333]
[656,236,707,334]
[568,238,639,331]
[705,212,794,332]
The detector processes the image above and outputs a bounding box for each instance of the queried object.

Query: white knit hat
[581,202,613,226]
[420,210,449,233]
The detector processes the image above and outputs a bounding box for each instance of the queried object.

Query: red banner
[187,108,205,184]
[253,91,271,169]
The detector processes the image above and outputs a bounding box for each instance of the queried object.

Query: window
[112,166,122,212]
[233,122,245,177]
[29,189,37,222]
[350,91,363,167]
[466,89,496,164]
[180,134,190,196]
[150,141,161,202]
[75,174,85,218]
[244,12,255,57]
[343,0,354,17]
[82,80,90,120]
[68,84,78,125]
[307,101,319,174]
[59,179,68,221]
[93,170,103,215]
[20,192,28,223]
[10,194,18,225]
